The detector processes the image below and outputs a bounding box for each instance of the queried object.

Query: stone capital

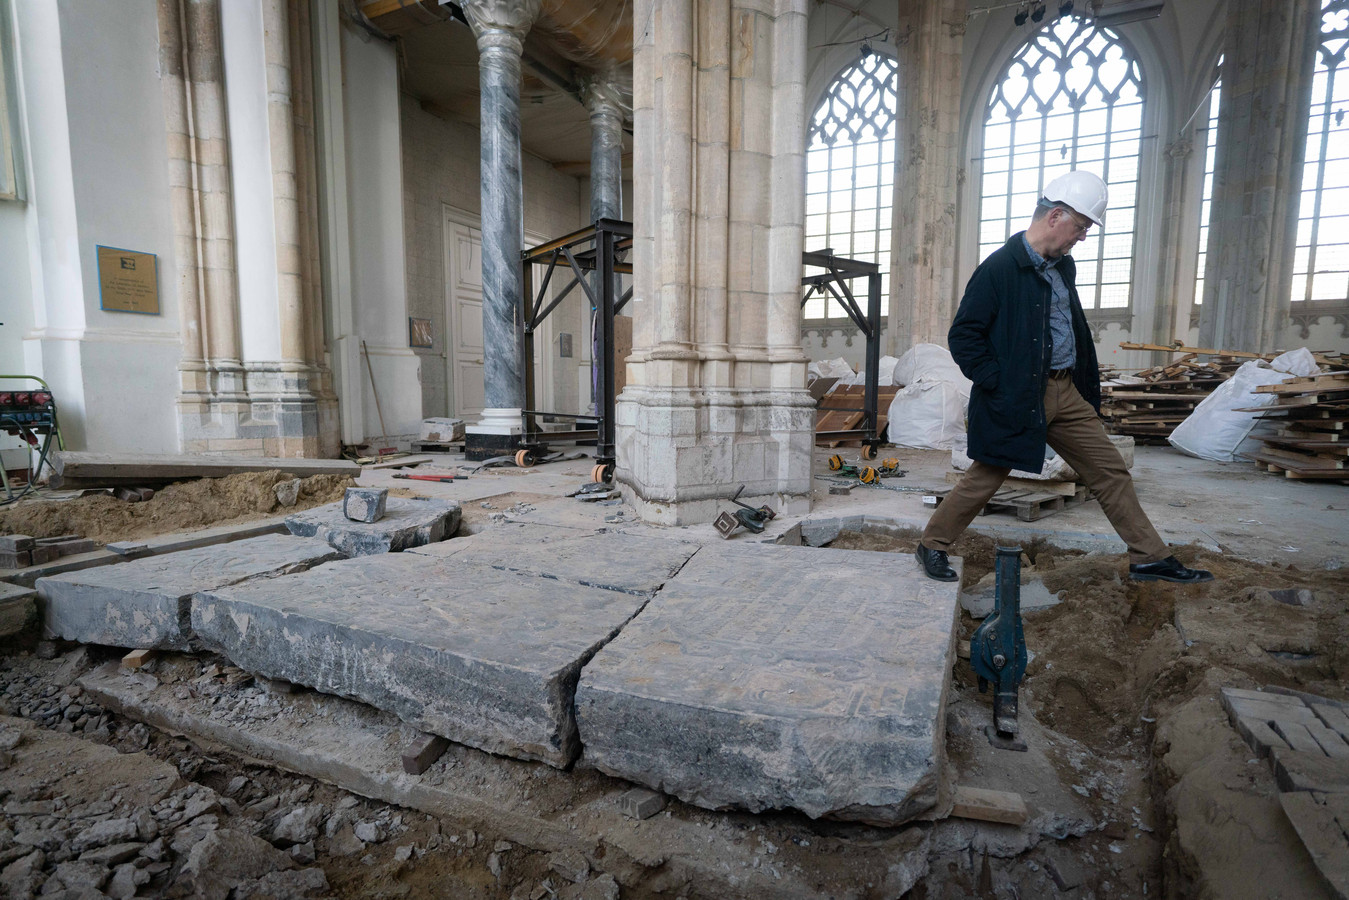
[578,70,633,123]
[461,0,541,48]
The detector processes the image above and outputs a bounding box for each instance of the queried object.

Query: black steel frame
[519,218,633,472]
[801,249,883,450]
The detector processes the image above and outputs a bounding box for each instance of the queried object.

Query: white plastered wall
[10,0,180,454]
[399,97,591,422]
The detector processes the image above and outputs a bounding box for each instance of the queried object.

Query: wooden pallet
[411,440,464,453]
[932,483,1090,522]
[1251,449,1349,481]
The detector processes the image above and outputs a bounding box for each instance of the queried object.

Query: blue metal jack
[970,546,1029,751]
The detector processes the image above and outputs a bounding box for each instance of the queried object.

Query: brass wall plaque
[96,245,159,315]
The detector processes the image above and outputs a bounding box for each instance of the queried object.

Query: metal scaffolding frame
[801,249,883,455]
[519,218,633,482]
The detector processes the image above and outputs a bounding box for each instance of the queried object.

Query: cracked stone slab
[36,535,341,651]
[284,497,461,556]
[408,528,699,595]
[575,542,961,826]
[191,553,649,767]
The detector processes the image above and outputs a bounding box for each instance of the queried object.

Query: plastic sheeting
[885,344,973,449]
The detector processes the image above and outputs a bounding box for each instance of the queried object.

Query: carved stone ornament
[578,69,634,122]
[461,0,542,42]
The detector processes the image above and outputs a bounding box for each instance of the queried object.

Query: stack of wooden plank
[1240,371,1349,481]
[815,384,900,448]
[1099,352,1242,442]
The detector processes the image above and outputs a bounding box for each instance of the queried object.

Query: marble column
[889,0,967,354]
[463,0,541,455]
[617,0,814,525]
[1198,0,1318,352]
[580,71,628,222]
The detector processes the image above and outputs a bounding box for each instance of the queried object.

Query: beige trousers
[921,372,1170,564]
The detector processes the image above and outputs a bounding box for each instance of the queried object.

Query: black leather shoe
[915,543,959,582]
[1129,555,1213,583]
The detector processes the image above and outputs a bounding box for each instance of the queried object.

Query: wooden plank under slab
[51,451,359,485]
[950,786,1029,826]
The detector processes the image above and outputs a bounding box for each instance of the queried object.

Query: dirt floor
[0,471,353,545]
[829,527,1349,900]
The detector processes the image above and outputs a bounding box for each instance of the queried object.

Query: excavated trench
[810,523,1349,899]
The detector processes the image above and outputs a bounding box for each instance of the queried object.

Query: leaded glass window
[1194,60,1222,307]
[979,16,1144,315]
[1293,0,1349,307]
[804,53,897,321]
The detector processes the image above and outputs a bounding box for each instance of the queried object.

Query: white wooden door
[443,208,551,419]
[444,214,486,419]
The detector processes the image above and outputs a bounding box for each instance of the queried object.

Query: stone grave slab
[191,553,649,767]
[285,497,461,556]
[575,542,961,825]
[37,535,340,651]
[409,528,700,595]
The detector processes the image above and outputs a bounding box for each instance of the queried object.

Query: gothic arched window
[1293,0,1349,308]
[979,16,1145,316]
[804,52,898,321]
[1194,60,1223,308]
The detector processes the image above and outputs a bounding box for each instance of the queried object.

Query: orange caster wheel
[515,449,537,468]
[591,463,613,484]
[861,444,878,460]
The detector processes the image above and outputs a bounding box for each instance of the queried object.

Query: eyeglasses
[1062,209,1093,236]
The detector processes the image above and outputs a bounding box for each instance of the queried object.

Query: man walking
[914,171,1212,585]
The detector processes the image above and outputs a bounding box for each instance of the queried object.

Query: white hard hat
[1042,171,1108,226]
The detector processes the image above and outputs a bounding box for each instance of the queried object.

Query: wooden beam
[950,786,1029,826]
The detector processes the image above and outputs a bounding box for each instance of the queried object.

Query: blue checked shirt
[1021,234,1076,371]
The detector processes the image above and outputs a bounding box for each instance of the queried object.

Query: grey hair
[1032,198,1071,222]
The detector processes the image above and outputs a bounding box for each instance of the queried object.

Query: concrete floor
[358,444,1349,571]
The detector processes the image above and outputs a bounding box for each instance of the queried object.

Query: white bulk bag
[1167,360,1290,461]
[887,381,968,450]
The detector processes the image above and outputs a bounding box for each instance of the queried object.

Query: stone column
[159,0,248,446]
[1198,0,1318,352]
[617,0,814,525]
[889,0,967,354]
[580,71,628,222]
[462,0,541,457]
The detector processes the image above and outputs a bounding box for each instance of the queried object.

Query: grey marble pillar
[581,72,628,222]
[463,0,541,410]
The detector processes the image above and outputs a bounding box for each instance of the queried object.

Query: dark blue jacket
[949,232,1101,474]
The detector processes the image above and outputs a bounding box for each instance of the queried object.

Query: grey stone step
[36,535,341,650]
[191,552,650,768]
[408,527,699,595]
[284,497,462,556]
[575,542,961,826]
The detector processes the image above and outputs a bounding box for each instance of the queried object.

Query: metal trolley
[801,249,884,459]
[517,218,632,484]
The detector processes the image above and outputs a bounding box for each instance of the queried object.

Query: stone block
[408,529,698,595]
[1306,721,1349,759]
[0,582,37,637]
[576,543,961,825]
[1271,748,1349,794]
[418,418,464,443]
[401,734,450,775]
[29,546,58,565]
[37,535,341,651]
[1234,715,1291,759]
[343,488,388,524]
[0,549,31,569]
[106,542,149,557]
[191,553,650,767]
[0,535,34,552]
[618,788,666,820]
[285,497,460,556]
[36,536,97,557]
